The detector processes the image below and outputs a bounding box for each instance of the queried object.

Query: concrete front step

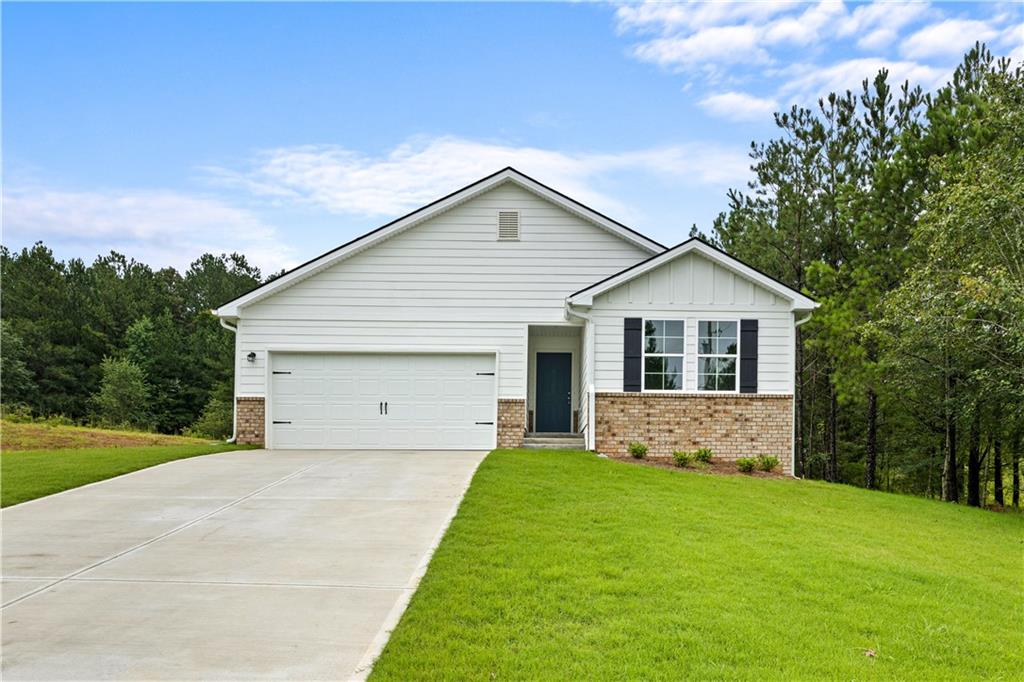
[523,433,586,449]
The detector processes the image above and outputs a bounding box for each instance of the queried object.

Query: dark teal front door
[536,352,572,433]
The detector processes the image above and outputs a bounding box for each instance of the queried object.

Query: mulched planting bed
[609,455,788,478]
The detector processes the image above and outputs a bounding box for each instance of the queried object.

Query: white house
[214,168,817,473]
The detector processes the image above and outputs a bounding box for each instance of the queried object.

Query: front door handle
[379,401,383,415]
[385,401,388,415]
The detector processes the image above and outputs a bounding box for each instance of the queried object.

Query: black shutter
[623,318,643,392]
[740,319,758,394]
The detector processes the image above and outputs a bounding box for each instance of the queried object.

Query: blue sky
[3,1,1021,274]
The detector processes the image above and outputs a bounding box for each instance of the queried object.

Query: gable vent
[497,210,520,241]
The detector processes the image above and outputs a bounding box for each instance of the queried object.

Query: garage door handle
[272,420,291,424]
[476,421,493,425]
[384,401,388,415]
[379,401,383,415]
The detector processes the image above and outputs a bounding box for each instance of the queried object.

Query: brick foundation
[595,393,793,472]
[497,398,526,448]
[236,397,265,445]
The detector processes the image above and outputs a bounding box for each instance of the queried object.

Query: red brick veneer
[497,398,526,449]
[594,393,792,472]
[236,397,265,445]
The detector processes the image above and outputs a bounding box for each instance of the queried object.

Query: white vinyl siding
[589,251,795,394]
[235,183,651,398]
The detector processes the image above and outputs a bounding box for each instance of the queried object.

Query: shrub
[628,441,648,459]
[672,450,693,468]
[736,457,757,473]
[694,447,713,464]
[186,396,234,440]
[92,357,151,431]
[41,414,76,427]
[0,403,34,423]
[757,455,780,472]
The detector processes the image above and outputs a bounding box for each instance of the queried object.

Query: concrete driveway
[1,449,487,681]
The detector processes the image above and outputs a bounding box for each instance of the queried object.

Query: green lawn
[370,449,1023,680]
[0,419,212,451]
[1,443,248,507]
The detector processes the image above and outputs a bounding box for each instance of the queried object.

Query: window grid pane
[697,321,737,392]
[643,319,684,391]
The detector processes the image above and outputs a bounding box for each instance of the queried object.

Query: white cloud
[996,21,1024,61]
[2,186,296,274]
[857,27,900,51]
[206,136,751,219]
[622,2,847,73]
[901,19,999,60]
[614,0,1023,118]
[836,1,931,45]
[621,0,847,70]
[778,57,948,103]
[615,2,799,34]
[699,92,779,122]
[762,1,847,46]
[632,25,769,70]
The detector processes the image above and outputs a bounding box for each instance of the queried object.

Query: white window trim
[696,318,740,394]
[641,317,686,393]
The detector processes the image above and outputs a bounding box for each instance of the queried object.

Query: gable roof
[566,238,818,311]
[214,167,666,317]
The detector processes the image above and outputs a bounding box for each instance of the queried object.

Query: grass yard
[0,419,212,451]
[370,449,1023,680]
[1,421,248,506]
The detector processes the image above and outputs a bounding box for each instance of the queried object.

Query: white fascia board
[213,168,664,318]
[567,239,818,311]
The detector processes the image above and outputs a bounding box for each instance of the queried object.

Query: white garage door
[269,353,496,449]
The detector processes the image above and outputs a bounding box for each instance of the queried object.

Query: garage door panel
[300,428,327,448]
[274,425,321,449]
[327,378,357,395]
[273,404,308,422]
[412,380,436,397]
[469,381,492,397]
[325,403,356,420]
[270,353,495,449]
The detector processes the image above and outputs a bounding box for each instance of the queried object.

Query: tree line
[707,44,1023,507]
[1,248,268,438]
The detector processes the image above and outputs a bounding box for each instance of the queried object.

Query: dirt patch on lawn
[0,421,212,451]
[609,455,788,479]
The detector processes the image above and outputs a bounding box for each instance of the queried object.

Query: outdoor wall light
[246,352,256,363]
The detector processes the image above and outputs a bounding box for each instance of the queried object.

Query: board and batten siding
[588,251,796,394]
[235,182,652,398]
